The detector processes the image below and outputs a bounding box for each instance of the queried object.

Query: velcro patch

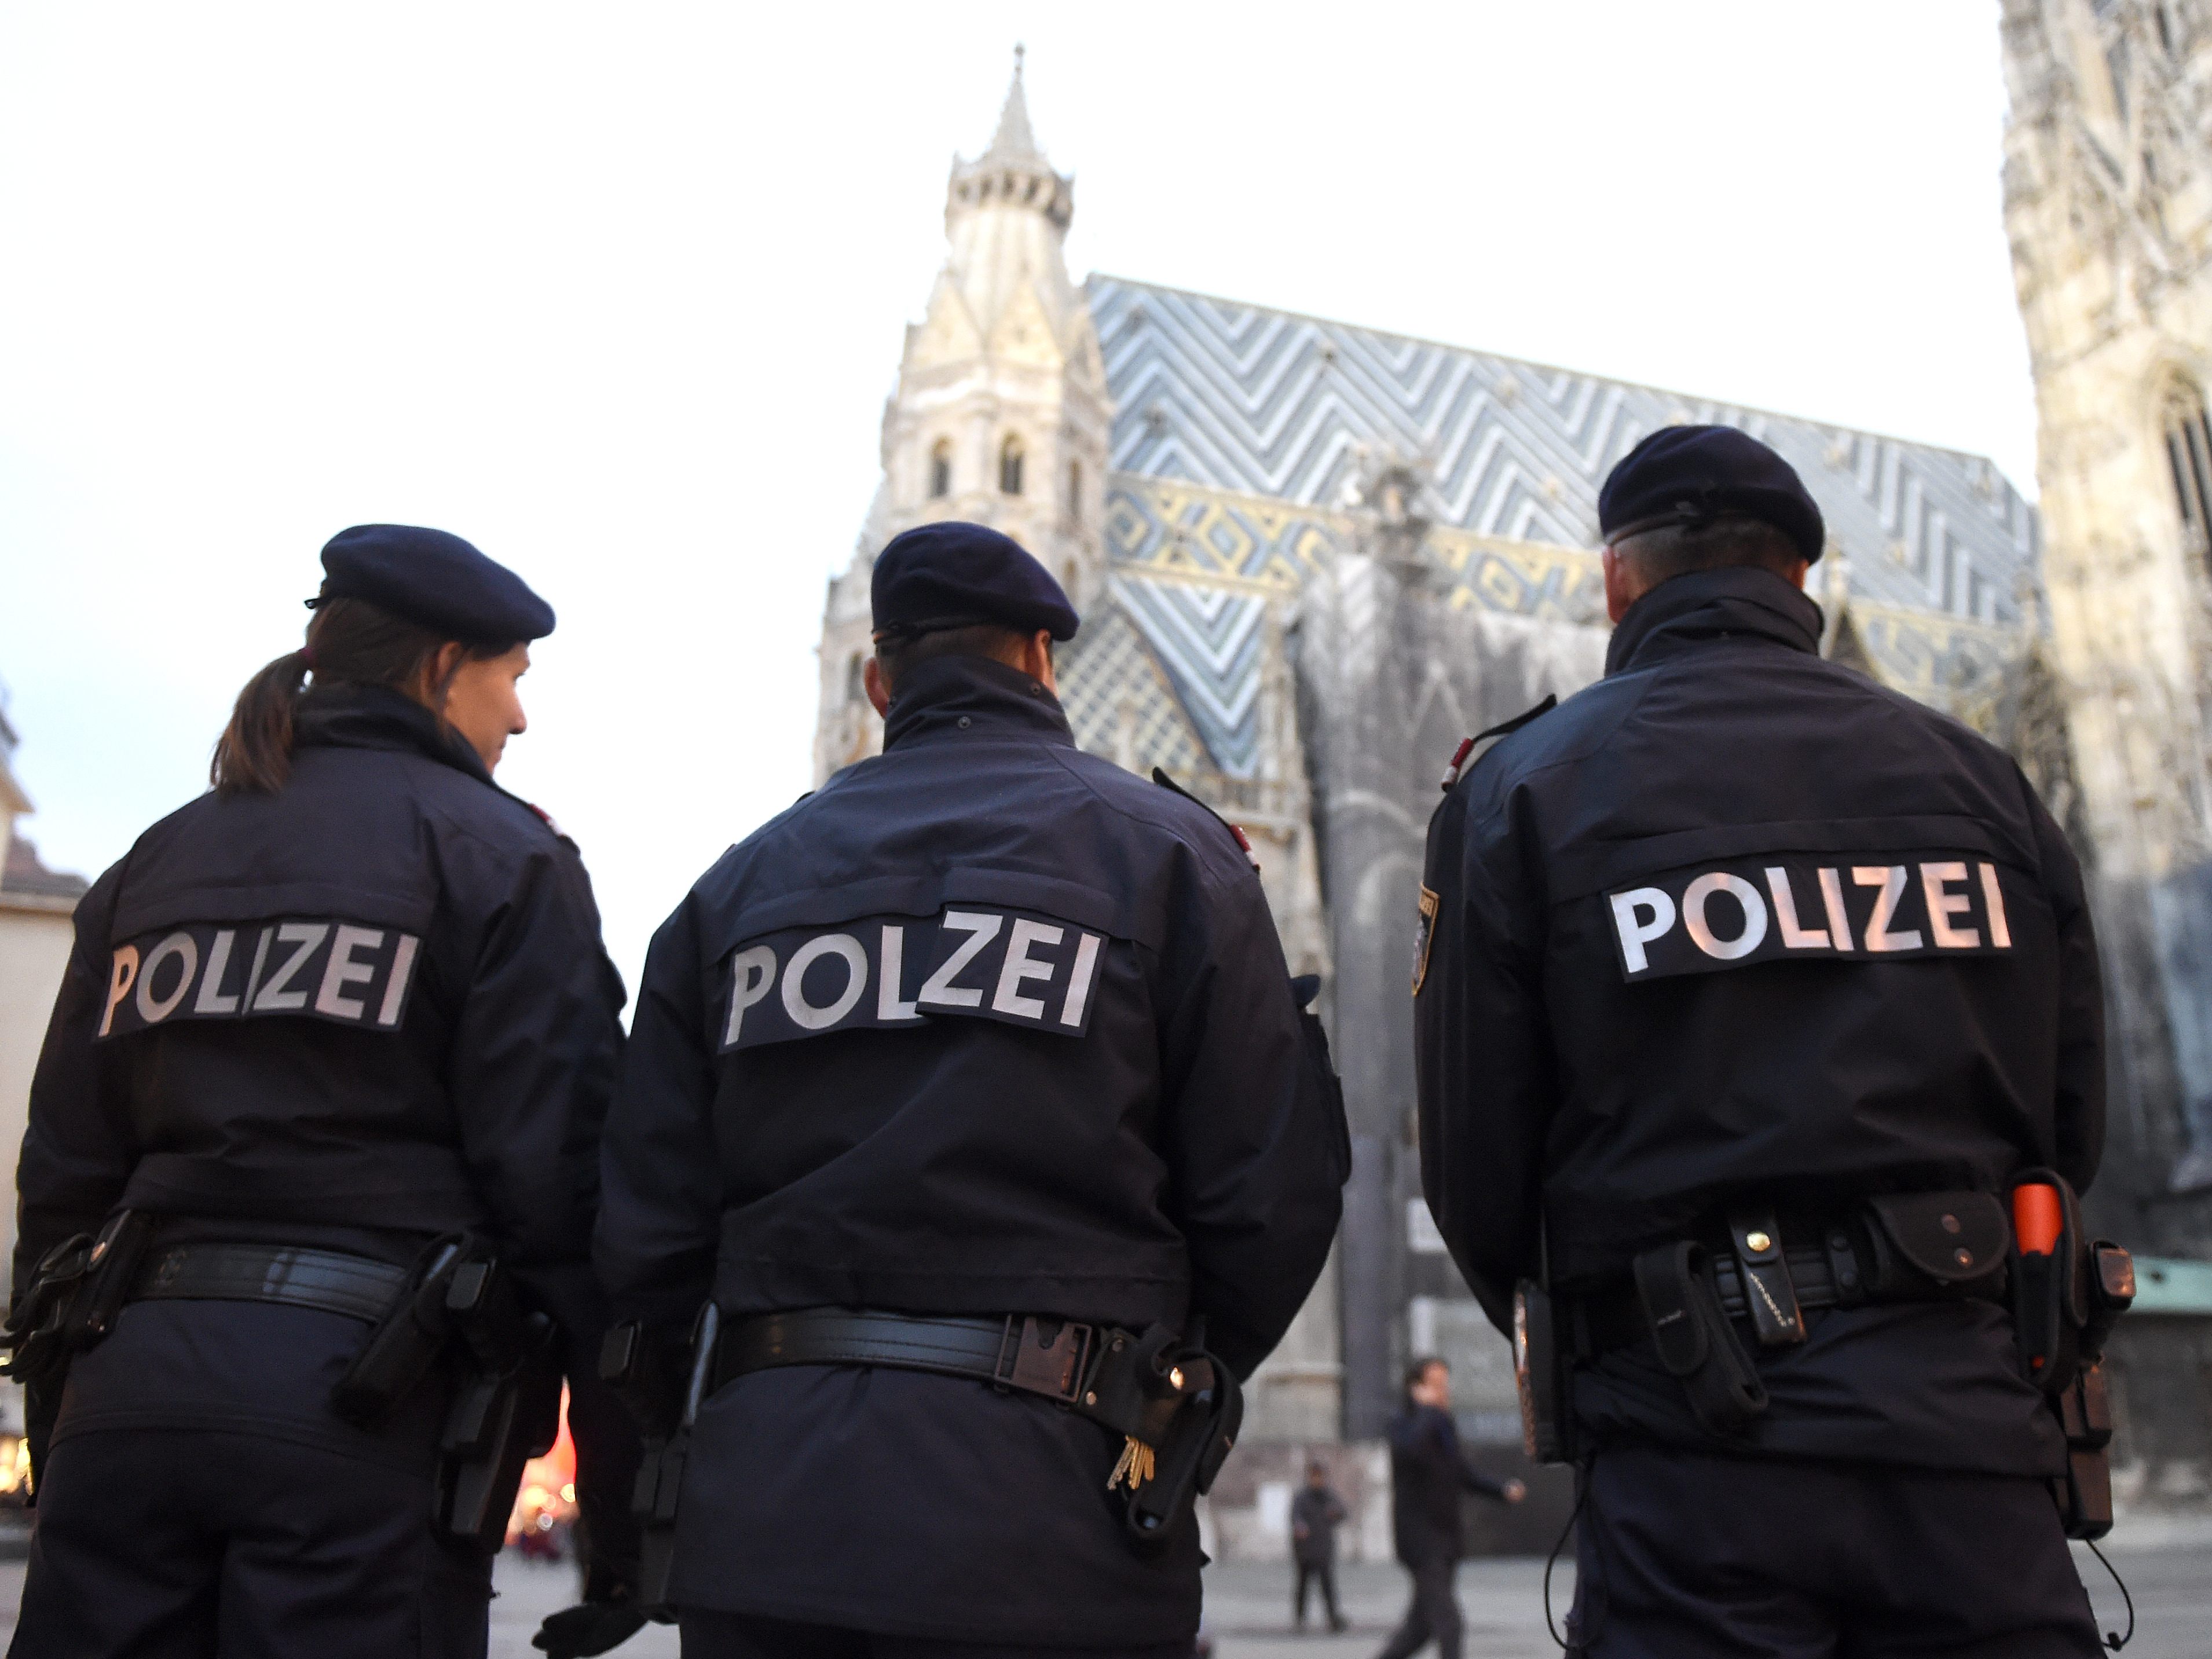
[98,920,423,1039]
[1607,854,2017,982]
[721,905,1109,1052]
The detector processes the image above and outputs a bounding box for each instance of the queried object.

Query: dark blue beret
[871,521,1078,643]
[1599,426,1825,564]
[312,525,555,643]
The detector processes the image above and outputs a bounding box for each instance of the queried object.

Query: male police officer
[597,521,1347,1656]
[1414,428,2107,1656]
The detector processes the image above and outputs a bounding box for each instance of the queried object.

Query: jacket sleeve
[2028,782,2105,1193]
[594,895,723,1330]
[1414,775,1556,1336]
[444,834,640,1579]
[13,869,133,1306]
[1155,845,1347,1380]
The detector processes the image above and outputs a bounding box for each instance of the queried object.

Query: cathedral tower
[813,50,1114,780]
[2002,0,2212,1222]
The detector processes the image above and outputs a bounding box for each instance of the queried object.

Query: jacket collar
[1604,566,1825,677]
[292,684,495,786]
[881,654,1074,752]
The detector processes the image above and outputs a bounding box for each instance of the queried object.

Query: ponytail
[208,596,516,796]
[210,649,312,794]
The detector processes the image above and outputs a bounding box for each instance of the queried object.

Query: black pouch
[2054,1362,2116,1540]
[1862,1192,2009,1298]
[1632,1242,1768,1437]
[1512,1281,1577,1466]
[3,1211,152,1493]
[333,1236,467,1427]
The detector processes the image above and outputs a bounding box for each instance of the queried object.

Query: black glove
[532,1601,649,1658]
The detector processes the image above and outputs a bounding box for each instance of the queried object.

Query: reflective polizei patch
[720,904,1111,1051]
[1606,854,2017,981]
[97,920,424,1039]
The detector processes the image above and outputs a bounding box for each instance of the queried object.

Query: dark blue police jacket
[1415,567,2103,1477]
[598,653,1347,1646]
[16,686,637,1543]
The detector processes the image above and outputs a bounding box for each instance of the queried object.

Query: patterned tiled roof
[1085,274,2041,779]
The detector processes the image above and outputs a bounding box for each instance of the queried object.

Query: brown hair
[210,598,512,794]
[873,622,1046,697]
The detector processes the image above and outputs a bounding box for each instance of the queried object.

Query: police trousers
[1566,1444,2102,1658]
[9,1426,493,1659]
[677,1612,1195,1659]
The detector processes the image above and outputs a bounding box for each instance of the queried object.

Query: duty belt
[1573,1199,2009,1358]
[131,1241,411,1324]
[715,1308,1107,1404]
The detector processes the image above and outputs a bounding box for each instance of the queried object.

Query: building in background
[0,683,86,1475]
[815,46,2207,1550]
[2002,0,2212,1511]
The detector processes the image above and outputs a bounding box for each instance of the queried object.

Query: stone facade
[2002,0,2212,1505]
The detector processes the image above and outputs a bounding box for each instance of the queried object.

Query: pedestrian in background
[1291,1458,1348,1634]
[1376,1358,1525,1659]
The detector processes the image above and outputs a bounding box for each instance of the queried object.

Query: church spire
[983,44,1041,163]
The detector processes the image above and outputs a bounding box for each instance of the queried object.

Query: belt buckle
[994,1316,1094,1402]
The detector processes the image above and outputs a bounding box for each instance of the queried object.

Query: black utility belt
[1570,1189,2013,1360]
[130,1241,411,1324]
[715,1307,1112,1404]
[698,1306,1243,1551]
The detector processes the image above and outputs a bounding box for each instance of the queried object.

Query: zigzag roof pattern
[1086,276,2039,627]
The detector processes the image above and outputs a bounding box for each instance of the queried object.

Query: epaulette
[1439,694,1558,792]
[511,797,581,851]
[1152,767,1261,872]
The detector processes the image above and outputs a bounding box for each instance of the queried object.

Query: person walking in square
[1375,1358,1525,1659]
[1291,1459,1348,1633]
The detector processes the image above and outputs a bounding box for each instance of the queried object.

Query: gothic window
[1068,459,1083,524]
[999,435,1025,496]
[2162,384,2212,548]
[929,440,953,500]
[845,653,866,704]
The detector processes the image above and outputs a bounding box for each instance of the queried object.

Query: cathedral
[815,7,2212,1533]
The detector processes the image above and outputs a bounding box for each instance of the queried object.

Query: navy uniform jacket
[15,686,638,1553]
[598,654,1347,1646]
[1414,567,2104,1477]
[1387,1403,1508,1565]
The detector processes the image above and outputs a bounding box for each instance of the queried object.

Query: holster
[331,1237,467,1427]
[1072,1317,1242,1551]
[1512,1281,1577,1466]
[1,1211,153,1495]
[2009,1171,2136,1540]
[435,1258,561,1550]
[1632,1241,1769,1437]
[614,1302,720,1611]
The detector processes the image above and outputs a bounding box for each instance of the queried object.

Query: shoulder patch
[1152,767,1261,873]
[1440,695,1558,791]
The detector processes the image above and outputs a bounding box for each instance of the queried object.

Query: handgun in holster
[603,1301,720,1612]
[333,1236,561,1551]
[1,1210,154,1495]
[1074,1315,1243,1551]
[2009,1170,2136,1540]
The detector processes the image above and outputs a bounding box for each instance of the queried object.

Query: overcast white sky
[1,2,2032,992]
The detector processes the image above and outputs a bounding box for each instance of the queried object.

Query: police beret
[312,525,555,643]
[871,521,1078,643]
[1599,426,1826,564]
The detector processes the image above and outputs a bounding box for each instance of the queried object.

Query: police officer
[1414,429,2107,1656]
[596,521,1347,1657]
[9,526,641,1658]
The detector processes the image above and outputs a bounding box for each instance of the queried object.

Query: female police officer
[8,526,639,1658]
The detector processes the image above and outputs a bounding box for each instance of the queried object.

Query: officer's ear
[862,655,892,717]
[1017,629,1058,695]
